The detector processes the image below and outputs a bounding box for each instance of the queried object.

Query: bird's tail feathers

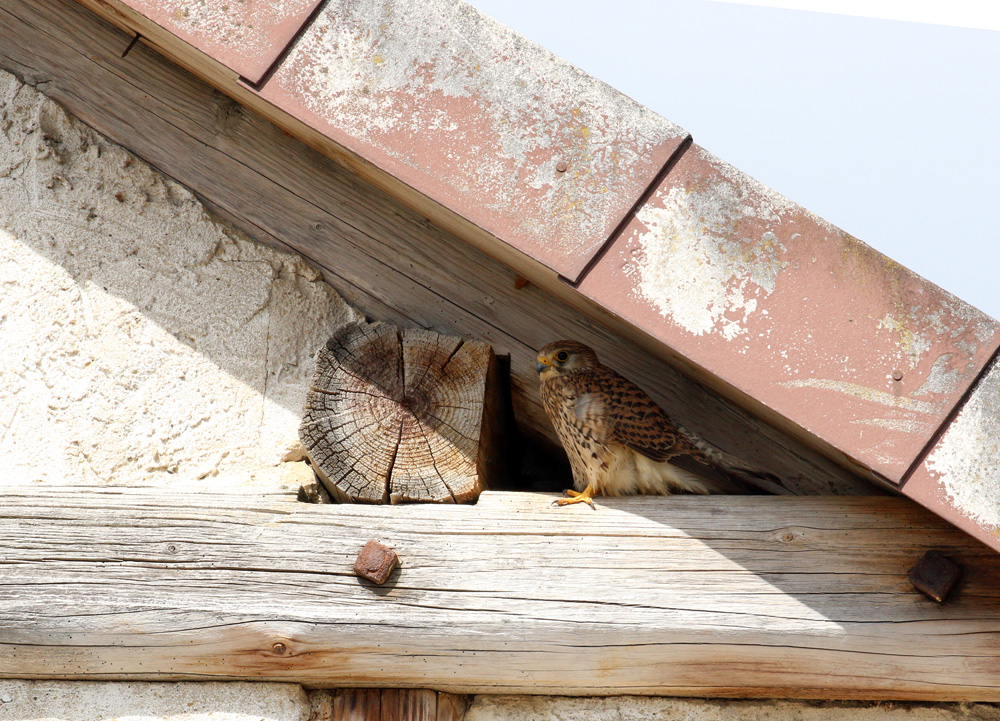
[676,426,793,496]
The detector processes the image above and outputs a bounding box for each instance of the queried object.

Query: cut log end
[300,321,503,504]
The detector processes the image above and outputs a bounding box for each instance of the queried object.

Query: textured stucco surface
[466,695,1000,721]
[0,70,359,488]
[0,681,309,721]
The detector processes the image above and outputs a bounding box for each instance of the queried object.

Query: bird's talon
[555,492,596,509]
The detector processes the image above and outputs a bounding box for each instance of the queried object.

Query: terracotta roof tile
[578,144,1000,483]
[255,0,688,281]
[118,0,323,83]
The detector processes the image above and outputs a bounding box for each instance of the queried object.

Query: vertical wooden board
[435,693,470,721]
[313,689,464,721]
[332,689,381,721]
[476,351,510,491]
[381,689,437,721]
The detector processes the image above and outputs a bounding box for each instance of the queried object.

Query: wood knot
[776,528,801,543]
[271,642,287,655]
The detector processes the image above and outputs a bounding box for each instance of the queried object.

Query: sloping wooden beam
[2,486,1000,700]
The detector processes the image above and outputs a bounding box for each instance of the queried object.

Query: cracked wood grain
[300,322,496,503]
[2,486,1000,699]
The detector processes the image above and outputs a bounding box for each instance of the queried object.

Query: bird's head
[535,340,600,381]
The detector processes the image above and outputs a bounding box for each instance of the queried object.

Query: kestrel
[536,340,785,508]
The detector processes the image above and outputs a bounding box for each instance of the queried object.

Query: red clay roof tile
[117,0,323,83]
[255,0,687,281]
[578,143,1000,483]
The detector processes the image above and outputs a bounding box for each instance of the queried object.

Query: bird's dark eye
[556,351,569,362]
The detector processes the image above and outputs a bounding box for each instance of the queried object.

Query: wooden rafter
[2,486,1000,699]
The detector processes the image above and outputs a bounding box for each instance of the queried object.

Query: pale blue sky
[469,0,1000,320]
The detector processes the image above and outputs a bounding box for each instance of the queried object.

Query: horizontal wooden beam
[2,486,1000,700]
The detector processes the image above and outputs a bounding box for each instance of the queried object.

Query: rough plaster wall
[466,696,1000,721]
[0,70,359,488]
[0,681,309,721]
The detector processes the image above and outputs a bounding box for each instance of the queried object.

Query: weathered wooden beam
[0,0,875,496]
[2,486,1000,700]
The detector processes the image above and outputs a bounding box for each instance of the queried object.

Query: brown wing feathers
[585,366,697,463]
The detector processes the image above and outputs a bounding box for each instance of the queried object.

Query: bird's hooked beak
[536,357,551,375]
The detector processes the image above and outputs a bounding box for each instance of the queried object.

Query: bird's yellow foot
[555,485,597,509]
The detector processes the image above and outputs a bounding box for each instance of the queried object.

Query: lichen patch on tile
[630,187,787,340]
[578,143,1000,481]
[121,0,322,82]
[925,360,1000,530]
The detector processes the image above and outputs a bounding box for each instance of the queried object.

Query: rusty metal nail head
[272,642,287,655]
[354,539,399,585]
[555,161,568,173]
[167,544,177,554]
[892,370,904,381]
[514,275,529,290]
[909,550,962,602]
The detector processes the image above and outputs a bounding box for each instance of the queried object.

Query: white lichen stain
[911,353,963,397]
[851,418,933,435]
[780,379,937,414]
[629,177,787,339]
[878,313,932,369]
[274,0,685,254]
[927,361,1000,529]
[877,285,995,371]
